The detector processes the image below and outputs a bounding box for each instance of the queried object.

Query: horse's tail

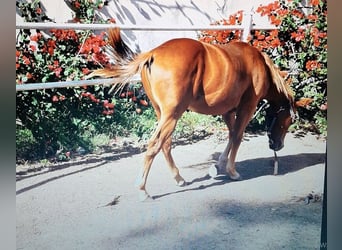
[87,28,152,93]
[261,52,294,102]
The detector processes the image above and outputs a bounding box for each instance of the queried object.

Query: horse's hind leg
[162,136,186,186]
[135,114,180,201]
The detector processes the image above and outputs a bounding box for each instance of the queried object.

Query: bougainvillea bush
[199,0,327,135]
[16,0,150,162]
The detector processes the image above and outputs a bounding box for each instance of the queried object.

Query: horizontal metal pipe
[16,22,276,31]
[16,76,141,91]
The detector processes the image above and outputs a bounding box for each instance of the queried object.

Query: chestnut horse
[89,28,297,201]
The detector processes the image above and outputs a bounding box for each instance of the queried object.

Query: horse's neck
[265,82,290,107]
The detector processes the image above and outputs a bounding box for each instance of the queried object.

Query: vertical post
[241,9,253,42]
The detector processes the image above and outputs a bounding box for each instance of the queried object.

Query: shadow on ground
[153,152,325,200]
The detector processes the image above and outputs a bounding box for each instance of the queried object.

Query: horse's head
[265,102,295,151]
[265,98,312,151]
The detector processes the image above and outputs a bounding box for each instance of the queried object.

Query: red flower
[82,68,90,75]
[54,67,63,78]
[52,95,59,102]
[102,110,114,115]
[36,8,42,15]
[103,102,115,109]
[74,1,81,9]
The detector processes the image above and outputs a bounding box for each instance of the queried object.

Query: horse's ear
[295,98,313,108]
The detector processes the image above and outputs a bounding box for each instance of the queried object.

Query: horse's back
[141,38,270,115]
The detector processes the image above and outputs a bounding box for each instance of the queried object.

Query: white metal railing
[16,76,141,91]
[16,22,276,32]
[16,16,277,91]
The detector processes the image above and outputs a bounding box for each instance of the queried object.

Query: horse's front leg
[225,135,243,180]
[209,111,235,177]
[224,107,256,180]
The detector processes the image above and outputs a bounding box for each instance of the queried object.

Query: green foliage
[174,112,224,141]
[16,127,39,162]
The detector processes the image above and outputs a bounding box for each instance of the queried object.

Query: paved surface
[16,132,326,250]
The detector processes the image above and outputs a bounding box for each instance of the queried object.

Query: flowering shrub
[199,10,244,44]
[199,0,327,135]
[16,0,149,162]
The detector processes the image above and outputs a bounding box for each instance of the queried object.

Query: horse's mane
[261,53,294,103]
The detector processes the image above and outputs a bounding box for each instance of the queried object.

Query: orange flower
[237,10,243,23]
[305,60,321,70]
[29,44,36,51]
[277,9,289,17]
[228,15,236,25]
[310,0,320,6]
[292,10,304,19]
[307,14,318,21]
[257,34,265,40]
[313,38,320,47]
[26,73,33,79]
[291,31,305,42]
[270,38,281,47]
[22,56,30,65]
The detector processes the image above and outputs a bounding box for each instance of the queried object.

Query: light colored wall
[16,0,274,51]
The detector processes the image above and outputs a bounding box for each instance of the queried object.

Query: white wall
[16,0,274,52]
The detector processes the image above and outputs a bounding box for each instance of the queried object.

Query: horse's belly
[188,95,237,115]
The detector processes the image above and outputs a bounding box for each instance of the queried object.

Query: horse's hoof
[175,175,187,187]
[208,164,218,178]
[176,179,187,187]
[229,171,242,181]
[138,191,154,202]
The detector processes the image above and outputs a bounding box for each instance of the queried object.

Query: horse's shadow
[152,152,326,200]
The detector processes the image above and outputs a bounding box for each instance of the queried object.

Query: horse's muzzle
[269,139,284,151]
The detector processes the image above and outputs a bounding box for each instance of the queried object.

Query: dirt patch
[16,132,326,249]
